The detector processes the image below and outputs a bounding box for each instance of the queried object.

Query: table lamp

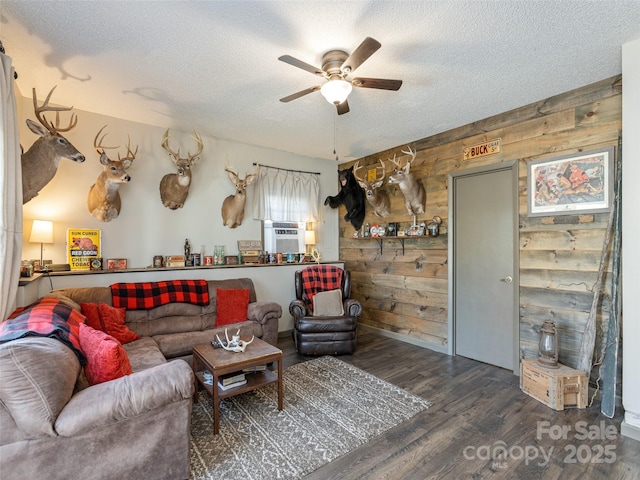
[29,220,53,271]
[304,229,316,255]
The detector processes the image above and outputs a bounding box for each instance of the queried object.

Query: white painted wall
[19,99,340,269]
[622,37,640,440]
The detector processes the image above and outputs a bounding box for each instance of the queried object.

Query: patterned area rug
[190,355,431,480]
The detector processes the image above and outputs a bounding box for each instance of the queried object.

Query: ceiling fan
[278,37,402,115]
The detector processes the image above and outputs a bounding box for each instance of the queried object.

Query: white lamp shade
[320,80,352,105]
[304,230,316,245]
[29,220,53,244]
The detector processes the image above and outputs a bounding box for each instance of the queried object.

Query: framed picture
[527,146,614,217]
[107,258,127,270]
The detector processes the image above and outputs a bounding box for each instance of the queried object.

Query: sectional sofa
[0,277,282,480]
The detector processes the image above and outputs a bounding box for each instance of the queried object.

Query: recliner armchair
[289,265,362,355]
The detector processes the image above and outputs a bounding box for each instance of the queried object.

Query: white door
[452,164,518,371]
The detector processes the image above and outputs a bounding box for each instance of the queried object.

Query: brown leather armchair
[289,265,362,355]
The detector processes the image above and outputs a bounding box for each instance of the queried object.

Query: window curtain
[0,52,22,320]
[252,165,319,222]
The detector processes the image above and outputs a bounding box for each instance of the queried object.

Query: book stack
[218,371,247,391]
[242,365,267,374]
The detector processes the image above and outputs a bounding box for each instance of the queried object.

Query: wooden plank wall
[338,75,621,370]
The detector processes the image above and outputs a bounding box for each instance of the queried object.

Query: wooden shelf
[356,236,410,255]
[354,235,445,255]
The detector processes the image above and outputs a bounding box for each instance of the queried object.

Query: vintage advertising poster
[67,229,101,270]
[527,147,613,217]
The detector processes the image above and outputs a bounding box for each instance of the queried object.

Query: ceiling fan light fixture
[320,79,352,105]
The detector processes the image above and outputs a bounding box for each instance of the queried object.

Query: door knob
[502,276,513,283]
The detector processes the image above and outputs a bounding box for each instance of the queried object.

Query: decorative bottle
[184,239,191,266]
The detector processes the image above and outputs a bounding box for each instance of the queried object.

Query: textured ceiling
[2,1,639,163]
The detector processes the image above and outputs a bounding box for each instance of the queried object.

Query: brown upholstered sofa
[0,278,281,480]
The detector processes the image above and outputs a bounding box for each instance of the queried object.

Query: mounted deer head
[387,146,426,216]
[21,86,85,203]
[159,129,203,210]
[87,126,137,222]
[353,159,391,218]
[221,160,257,228]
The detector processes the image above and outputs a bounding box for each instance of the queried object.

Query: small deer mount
[353,159,391,218]
[221,160,257,228]
[387,146,426,216]
[159,129,203,210]
[87,125,138,222]
[21,86,85,204]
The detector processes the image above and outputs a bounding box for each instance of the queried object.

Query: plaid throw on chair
[300,265,344,306]
[0,298,86,364]
[110,279,210,310]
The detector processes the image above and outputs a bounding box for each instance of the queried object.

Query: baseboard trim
[621,421,640,441]
[278,329,293,339]
[358,324,448,354]
[279,326,447,354]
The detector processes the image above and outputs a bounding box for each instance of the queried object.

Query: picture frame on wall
[527,146,614,217]
[107,258,127,270]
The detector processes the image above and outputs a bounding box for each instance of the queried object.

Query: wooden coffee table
[192,337,283,434]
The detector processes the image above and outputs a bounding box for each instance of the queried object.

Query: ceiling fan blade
[336,100,350,115]
[278,55,324,76]
[341,37,381,74]
[352,77,403,91]
[279,86,321,103]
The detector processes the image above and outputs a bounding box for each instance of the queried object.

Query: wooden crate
[520,359,588,410]
[242,255,259,264]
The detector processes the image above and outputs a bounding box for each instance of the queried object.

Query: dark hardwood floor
[278,329,639,480]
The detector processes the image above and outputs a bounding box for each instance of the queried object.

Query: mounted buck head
[387,146,426,216]
[21,86,85,203]
[87,125,138,222]
[353,159,391,218]
[159,129,203,210]
[221,161,257,228]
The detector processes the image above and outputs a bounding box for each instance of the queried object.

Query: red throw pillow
[98,302,140,344]
[80,302,103,331]
[80,302,140,344]
[79,323,133,386]
[216,288,250,326]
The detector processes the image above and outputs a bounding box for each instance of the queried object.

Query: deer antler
[353,160,366,184]
[224,157,239,180]
[388,153,403,169]
[162,129,202,164]
[161,129,179,160]
[354,159,387,184]
[375,159,386,181]
[187,131,203,162]
[94,125,119,154]
[118,136,138,162]
[33,87,78,134]
[401,146,416,164]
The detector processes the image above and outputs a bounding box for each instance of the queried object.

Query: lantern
[538,320,559,368]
